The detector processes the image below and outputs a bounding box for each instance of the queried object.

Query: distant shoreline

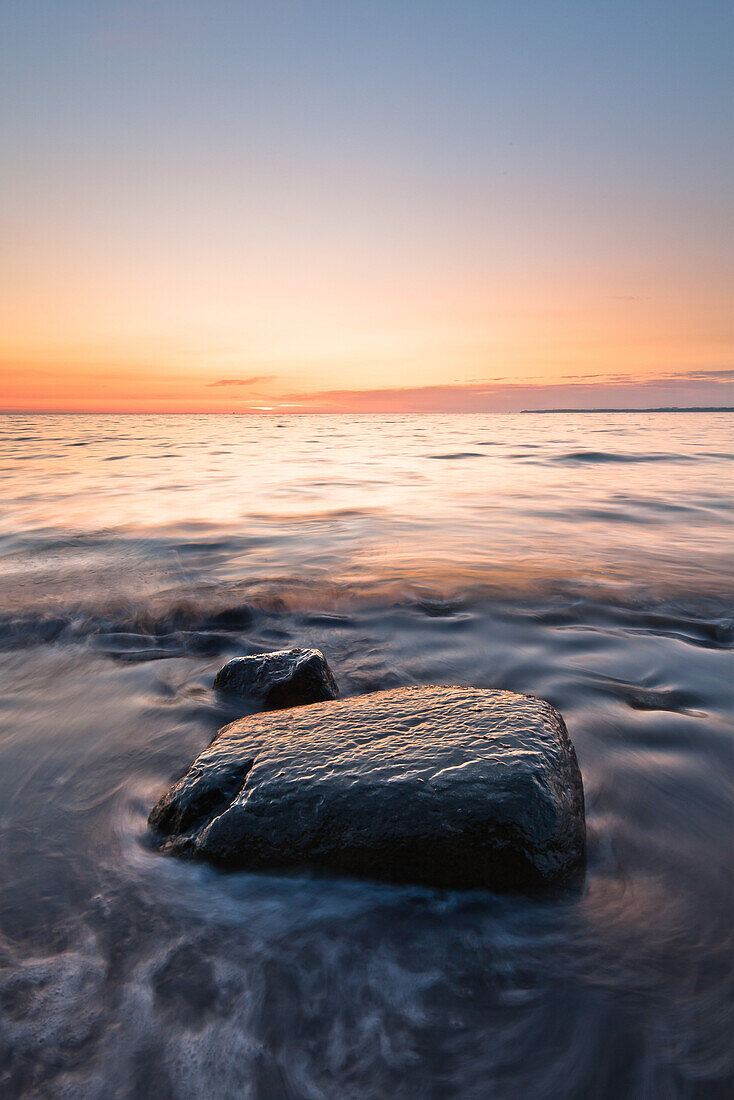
[521,406,734,414]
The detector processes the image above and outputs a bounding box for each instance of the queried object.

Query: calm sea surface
[1,412,733,1098]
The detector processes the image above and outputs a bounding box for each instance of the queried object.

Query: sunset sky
[2,1,732,413]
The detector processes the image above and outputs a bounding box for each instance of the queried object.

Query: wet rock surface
[149,686,586,892]
[212,647,338,709]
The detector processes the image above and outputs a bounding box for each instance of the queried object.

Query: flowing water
[1,411,733,1099]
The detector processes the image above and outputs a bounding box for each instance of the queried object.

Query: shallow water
[1,412,733,1099]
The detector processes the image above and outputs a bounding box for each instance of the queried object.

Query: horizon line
[3,405,734,417]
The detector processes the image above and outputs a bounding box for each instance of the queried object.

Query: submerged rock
[213,647,338,709]
[149,686,586,892]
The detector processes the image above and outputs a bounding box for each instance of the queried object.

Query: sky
[1,1,733,413]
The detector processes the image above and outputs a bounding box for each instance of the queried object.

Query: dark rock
[204,604,254,632]
[149,686,585,892]
[212,647,338,710]
[0,615,68,648]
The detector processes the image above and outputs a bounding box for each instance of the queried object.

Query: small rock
[149,686,585,893]
[213,647,338,710]
[204,604,254,631]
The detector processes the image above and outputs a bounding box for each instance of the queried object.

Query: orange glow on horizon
[2,276,733,413]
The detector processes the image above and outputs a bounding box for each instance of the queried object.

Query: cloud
[207,375,275,388]
[280,369,734,413]
[673,368,734,381]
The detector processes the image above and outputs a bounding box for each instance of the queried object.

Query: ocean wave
[550,450,696,465]
[1,585,732,664]
[426,452,486,459]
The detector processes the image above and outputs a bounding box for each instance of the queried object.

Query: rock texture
[212,647,338,709]
[149,686,586,892]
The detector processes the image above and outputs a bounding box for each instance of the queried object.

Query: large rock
[149,686,586,892]
[213,647,338,709]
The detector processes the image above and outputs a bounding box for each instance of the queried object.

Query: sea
[1,411,733,1099]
